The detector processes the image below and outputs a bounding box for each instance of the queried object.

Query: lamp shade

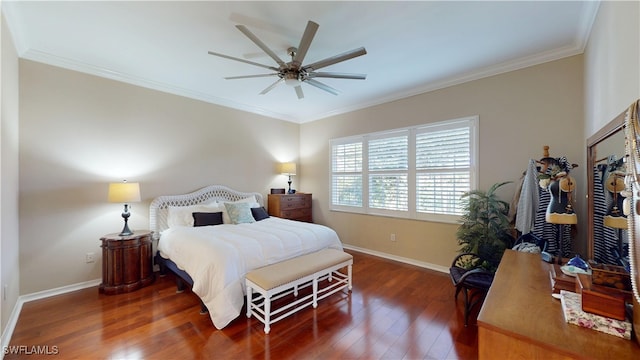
[108,182,141,203]
[279,162,297,176]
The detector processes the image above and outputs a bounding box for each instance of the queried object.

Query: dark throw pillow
[251,207,270,221]
[192,212,224,227]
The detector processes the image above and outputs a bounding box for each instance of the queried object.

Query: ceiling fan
[208,20,367,99]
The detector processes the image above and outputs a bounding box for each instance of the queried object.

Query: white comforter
[157,217,343,329]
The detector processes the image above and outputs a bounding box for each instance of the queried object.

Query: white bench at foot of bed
[245,248,353,334]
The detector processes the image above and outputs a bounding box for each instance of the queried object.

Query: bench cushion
[246,249,352,290]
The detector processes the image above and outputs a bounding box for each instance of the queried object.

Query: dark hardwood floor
[6,251,479,359]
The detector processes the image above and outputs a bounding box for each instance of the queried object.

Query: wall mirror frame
[587,110,626,263]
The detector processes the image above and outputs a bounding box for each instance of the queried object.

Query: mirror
[588,102,640,347]
[587,111,627,266]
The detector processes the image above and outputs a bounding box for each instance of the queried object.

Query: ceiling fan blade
[236,25,286,67]
[295,85,304,99]
[303,47,367,71]
[308,72,367,80]
[208,51,279,71]
[305,79,340,95]
[292,21,319,67]
[260,78,284,95]
[224,73,279,80]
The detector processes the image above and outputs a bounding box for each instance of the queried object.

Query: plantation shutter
[331,140,363,207]
[415,122,472,216]
[368,132,409,211]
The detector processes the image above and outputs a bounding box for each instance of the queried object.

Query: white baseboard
[342,244,449,274]
[1,279,101,359]
[17,279,101,304]
[0,298,23,360]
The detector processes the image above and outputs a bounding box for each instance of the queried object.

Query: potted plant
[456,181,515,272]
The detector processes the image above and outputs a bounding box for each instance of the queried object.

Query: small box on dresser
[575,273,630,321]
[268,193,312,222]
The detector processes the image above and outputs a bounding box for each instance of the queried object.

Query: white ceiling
[3,1,600,123]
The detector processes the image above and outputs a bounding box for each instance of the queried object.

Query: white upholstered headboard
[149,185,264,239]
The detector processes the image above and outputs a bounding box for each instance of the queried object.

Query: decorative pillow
[192,212,224,227]
[251,207,270,221]
[219,196,260,223]
[167,204,221,227]
[224,202,256,224]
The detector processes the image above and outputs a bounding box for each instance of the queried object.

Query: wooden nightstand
[99,230,154,295]
[268,193,312,222]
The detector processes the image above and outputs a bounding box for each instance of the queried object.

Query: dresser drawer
[281,208,311,219]
[280,195,310,209]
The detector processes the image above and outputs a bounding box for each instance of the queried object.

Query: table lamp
[279,162,297,194]
[108,180,141,236]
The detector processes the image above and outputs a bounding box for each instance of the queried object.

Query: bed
[149,185,343,329]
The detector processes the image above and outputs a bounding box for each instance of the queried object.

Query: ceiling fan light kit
[208,20,367,99]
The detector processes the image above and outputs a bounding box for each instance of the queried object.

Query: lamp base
[287,176,294,194]
[118,204,134,236]
[119,223,133,237]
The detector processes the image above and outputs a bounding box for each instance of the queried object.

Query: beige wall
[18,60,299,294]
[300,56,585,269]
[584,0,639,135]
[1,12,21,333]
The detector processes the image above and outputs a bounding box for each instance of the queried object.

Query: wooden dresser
[99,230,154,295]
[477,250,639,359]
[268,193,312,222]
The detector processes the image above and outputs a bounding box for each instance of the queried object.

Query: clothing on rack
[508,171,524,224]
[514,159,539,234]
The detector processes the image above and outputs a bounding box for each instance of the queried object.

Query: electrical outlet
[85,252,96,263]
[390,233,396,242]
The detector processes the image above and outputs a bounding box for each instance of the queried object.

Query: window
[331,140,363,207]
[330,116,478,223]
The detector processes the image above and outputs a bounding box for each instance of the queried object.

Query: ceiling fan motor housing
[282,70,301,86]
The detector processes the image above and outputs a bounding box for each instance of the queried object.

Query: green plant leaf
[456,181,514,272]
